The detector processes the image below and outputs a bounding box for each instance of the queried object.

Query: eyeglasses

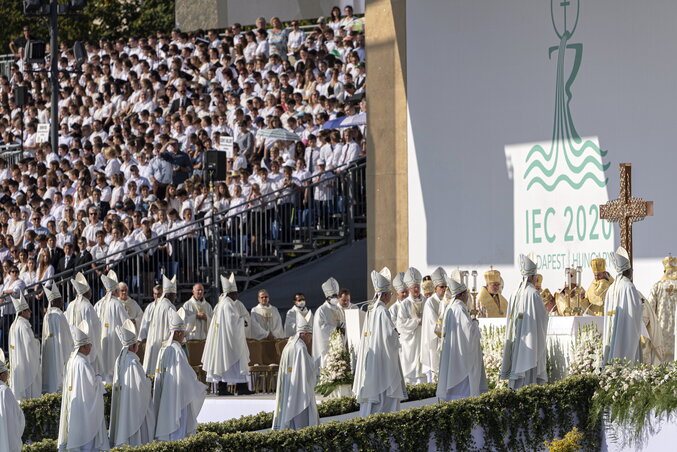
[10,270,18,274]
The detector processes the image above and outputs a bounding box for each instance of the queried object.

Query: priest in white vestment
[142,275,178,375]
[57,321,110,451]
[153,310,206,441]
[94,271,130,383]
[437,272,488,401]
[0,360,25,452]
[398,267,425,384]
[272,311,319,430]
[312,277,343,368]
[647,255,677,362]
[353,268,407,417]
[8,294,41,401]
[109,320,155,446]
[42,285,74,394]
[389,272,407,320]
[602,247,643,366]
[202,273,254,396]
[118,283,143,327]
[65,272,103,374]
[501,254,549,389]
[182,283,213,340]
[284,293,313,337]
[421,267,447,383]
[249,289,285,339]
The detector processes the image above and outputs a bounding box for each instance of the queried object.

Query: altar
[479,315,605,380]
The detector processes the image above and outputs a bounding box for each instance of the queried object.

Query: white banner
[505,137,614,287]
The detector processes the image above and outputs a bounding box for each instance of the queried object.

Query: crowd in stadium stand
[0,6,366,305]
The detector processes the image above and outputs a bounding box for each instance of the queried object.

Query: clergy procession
[1,235,674,450]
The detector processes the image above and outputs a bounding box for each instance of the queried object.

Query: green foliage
[22,438,57,452]
[24,377,600,451]
[0,0,175,54]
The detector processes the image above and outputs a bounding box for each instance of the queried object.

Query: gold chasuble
[477,287,507,318]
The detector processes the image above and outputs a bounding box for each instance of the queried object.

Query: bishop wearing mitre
[202,273,253,396]
[389,272,407,320]
[58,320,110,451]
[42,284,73,394]
[437,271,488,401]
[109,319,155,447]
[153,310,206,441]
[182,283,213,341]
[312,277,343,368]
[554,268,589,316]
[397,267,426,384]
[602,247,643,366]
[0,359,25,452]
[477,269,508,317]
[94,271,130,383]
[8,293,41,401]
[501,254,548,389]
[353,268,407,417]
[585,258,613,316]
[141,275,177,375]
[65,272,103,374]
[272,311,319,430]
[421,267,446,383]
[648,255,677,361]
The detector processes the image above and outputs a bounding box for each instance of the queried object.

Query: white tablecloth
[478,315,605,381]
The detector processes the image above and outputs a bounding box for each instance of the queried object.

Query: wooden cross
[599,163,654,267]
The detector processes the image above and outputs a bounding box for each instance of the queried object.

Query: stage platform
[196,394,439,426]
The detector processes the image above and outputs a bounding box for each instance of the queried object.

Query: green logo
[524,0,609,191]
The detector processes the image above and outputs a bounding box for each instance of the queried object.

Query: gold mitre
[662,255,677,271]
[484,270,501,284]
[590,258,606,274]
[535,274,543,286]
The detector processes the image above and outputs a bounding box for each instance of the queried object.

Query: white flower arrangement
[316,329,354,396]
[480,325,507,390]
[568,323,602,376]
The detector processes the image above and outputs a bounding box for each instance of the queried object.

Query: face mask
[296,301,306,309]
[329,297,338,306]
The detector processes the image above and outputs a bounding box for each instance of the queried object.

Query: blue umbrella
[321,112,367,130]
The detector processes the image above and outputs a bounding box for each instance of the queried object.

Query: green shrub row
[23,378,599,451]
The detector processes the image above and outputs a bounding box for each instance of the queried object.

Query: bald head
[192,283,204,300]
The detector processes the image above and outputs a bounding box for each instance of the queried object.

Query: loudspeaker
[25,40,45,63]
[73,41,87,67]
[14,86,28,107]
[204,150,228,181]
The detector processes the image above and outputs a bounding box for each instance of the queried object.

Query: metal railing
[0,54,13,78]
[0,144,23,166]
[0,158,366,343]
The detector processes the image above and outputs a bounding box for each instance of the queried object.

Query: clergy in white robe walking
[142,275,178,375]
[398,268,425,384]
[58,321,110,451]
[602,247,644,366]
[94,271,130,383]
[353,268,407,417]
[153,310,206,441]
[501,254,549,390]
[42,285,73,394]
[202,273,254,396]
[118,283,143,327]
[437,272,488,401]
[249,290,285,339]
[65,272,103,375]
[0,360,25,452]
[421,267,447,383]
[109,320,155,447]
[284,293,313,337]
[312,277,343,367]
[182,283,213,340]
[389,272,407,321]
[8,294,41,401]
[272,311,319,430]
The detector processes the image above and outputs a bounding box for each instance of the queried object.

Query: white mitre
[403,267,422,288]
[220,272,237,294]
[430,267,447,287]
[296,310,313,334]
[371,267,391,294]
[519,253,538,277]
[445,270,467,298]
[162,274,177,295]
[392,272,406,292]
[322,277,340,299]
[71,272,90,296]
[116,319,138,347]
[101,270,119,293]
[72,320,92,348]
[44,284,62,304]
[611,246,631,274]
[11,293,29,313]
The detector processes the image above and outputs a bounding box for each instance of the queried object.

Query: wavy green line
[526,173,608,192]
[524,140,608,180]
